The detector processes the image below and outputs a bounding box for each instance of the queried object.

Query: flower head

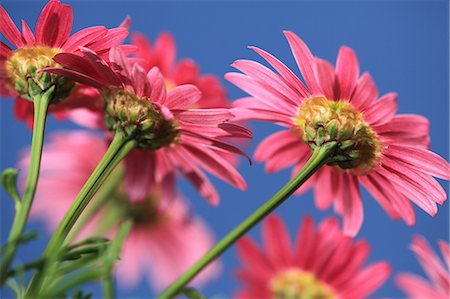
[18,130,220,292]
[0,0,130,121]
[235,215,391,299]
[132,32,229,109]
[45,47,251,204]
[226,31,450,236]
[396,236,449,299]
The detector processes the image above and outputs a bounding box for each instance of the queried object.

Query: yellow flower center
[103,88,180,150]
[270,269,336,299]
[6,46,74,101]
[296,96,382,175]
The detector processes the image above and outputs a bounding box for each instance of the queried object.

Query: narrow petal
[131,64,151,97]
[335,46,359,101]
[363,92,398,126]
[62,26,107,52]
[350,72,378,111]
[249,45,310,97]
[0,6,24,47]
[155,32,176,74]
[283,31,321,93]
[21,20,35,45]
[313,58,336,101]
[147,67,167,103]
[385,144,450,180]
[340,174,363,237]
[165,85,201,109]
[36,0,73,47]
[262,215,292,268]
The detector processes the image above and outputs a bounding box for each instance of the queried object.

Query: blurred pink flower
[18,130,219,292]
[396,236,449,299]
[235,214,391,299]
[45,47,251,205]
[226,31,449,236]
[132,32,229,109]
[0,0,131,126]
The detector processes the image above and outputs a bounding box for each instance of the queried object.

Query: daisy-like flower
[235,214,391,299]
[226,31,450,236]
[0,0,130,117]
[19,130,219,292]
[396,235,449,299]
[45,47,251,204]
[132,32,228,109]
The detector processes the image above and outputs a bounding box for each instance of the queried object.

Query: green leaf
[1,168,21,205]
[1,231,38,254]
[183,287,207,299]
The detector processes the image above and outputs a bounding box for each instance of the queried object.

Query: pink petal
[294,216,317,269]
[43,67,104,89]
[131,63,151,97]
[283,31,321,94]
[340,262,391,299]
[262,215,292,269]
[147,67,167,103]
[350,72,378,111]
[182,143,247,190]
[385,144,450,180]
[363,92,398,126]
[172,59,199,85]
[231,59,301,106]
[376,164,438,216]
[313,58,336,101]
[249,45,310,97]
[396,273,443,299]
[36,0,73,47]
[339,174,363,237]
[165,84,201,109]
[62,26,107,52]
[0,5,24,47]
[335,46,359,101]
[313,167,335,210]
[154,32,176,75]
[176,108,233,124]
[236,238,274,280]
[225,72,297,115]
[254,130,299,162]
[124,150,155,202]
[21,20,35,45]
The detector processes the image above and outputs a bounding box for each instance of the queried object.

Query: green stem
[102,219,133,299]
[26,132,137,297]
[66,168,124,243]
[158,142,337,299]
[0,87,54,285]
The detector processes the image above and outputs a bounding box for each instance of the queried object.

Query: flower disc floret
[270,269,336,299]
[6,46,74,101]
[297,96,382,175]
[103,88,180,150]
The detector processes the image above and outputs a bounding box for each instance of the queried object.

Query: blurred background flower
[1,1,448,297]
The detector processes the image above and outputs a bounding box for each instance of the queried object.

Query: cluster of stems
[1,87,337,298]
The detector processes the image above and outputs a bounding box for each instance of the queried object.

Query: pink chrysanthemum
[45,47,251,204]
[226,31,450,236]
[19,131,219,292]
[396,236,449,299]
[0,0,130,125]
[132,32,229,109]
[235,214,391,299]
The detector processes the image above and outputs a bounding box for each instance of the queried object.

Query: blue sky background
[1,1,449,298]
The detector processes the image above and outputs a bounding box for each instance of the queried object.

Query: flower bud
[297,96,382,174]
[103,88,179,150]
[6,46,74,101]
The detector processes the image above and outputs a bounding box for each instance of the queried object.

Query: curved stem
[26,133,137,297]
[0,87,54,285]
[158,142,337,299]
[102,219,133,299]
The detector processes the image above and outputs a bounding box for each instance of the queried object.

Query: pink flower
[396,236,449,299]
[18,130,219,292]
[0,0,130,125]
[132,32,229,109]
[45,47,251,204]
[235,214,391,299]
[226,31,450,236]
